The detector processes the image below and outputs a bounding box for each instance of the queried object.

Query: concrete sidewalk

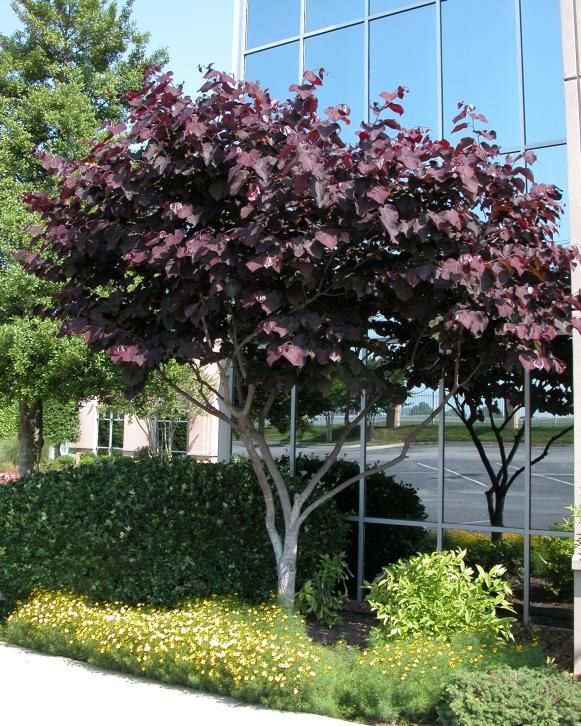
[0,642,352,726]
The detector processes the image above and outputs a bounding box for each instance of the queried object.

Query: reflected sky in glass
[246,0,300,48]
[531,145,569,244]
[245,42,300,101]
[442,0,520,149]
[522,0,565,145]
[371,0,434,15]
[305,25,365,139]
[306,0,365,31]
[370,5,438,133]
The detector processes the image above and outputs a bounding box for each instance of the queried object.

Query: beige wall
[73,400,221,460]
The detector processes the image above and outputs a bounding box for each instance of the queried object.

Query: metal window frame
[232,1,575,620]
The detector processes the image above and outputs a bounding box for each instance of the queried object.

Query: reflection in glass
[306,0,365,31]
[364,524,432,582]
[530,349,573,531]
[444,387,524,530]
[246,0,300,49]
[442,0,520,149]
[305,25,364,138]
[371,0,433,14]
[531,534,574,616]
[370,5,437,133]
[521,0,565,145]
[245,42,300,101]
[530,145,569,244]
[443,528,524,587]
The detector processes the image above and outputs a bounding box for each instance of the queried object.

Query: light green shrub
[366,549,515,641]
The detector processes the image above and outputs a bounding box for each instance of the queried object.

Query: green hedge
[0,457,347,610]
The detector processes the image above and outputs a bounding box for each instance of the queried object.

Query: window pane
[444,387,524,530]
[97,418,110,450]
[370,5,437,133]
[306,0,364,31]
[172,421,188,453]
[305,25,364,138]
[111,418,124,450]
[246,0,300,48]
[531,145,569,244]
[522,0,565,145]
[245,42,300,101]
[371,0,433,14]
[443,0,520,149]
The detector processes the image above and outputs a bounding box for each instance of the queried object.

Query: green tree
[0,0,167,474]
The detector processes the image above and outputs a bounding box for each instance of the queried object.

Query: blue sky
[0,0,236,94]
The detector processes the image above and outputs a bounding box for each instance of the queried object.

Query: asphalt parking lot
[233,441,574,532]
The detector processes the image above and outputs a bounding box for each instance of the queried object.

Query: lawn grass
[248,421,573,448]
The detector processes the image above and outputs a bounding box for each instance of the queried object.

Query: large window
[238,0,573,618]
[97,410,124,455]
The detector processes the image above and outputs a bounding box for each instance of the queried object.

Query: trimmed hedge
[0,457,347,610]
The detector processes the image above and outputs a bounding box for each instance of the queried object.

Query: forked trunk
[486,487,506,542]
[18,399,43,477]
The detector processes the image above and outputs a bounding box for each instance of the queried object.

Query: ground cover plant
[3,589,566,724]
[24,65,581,607]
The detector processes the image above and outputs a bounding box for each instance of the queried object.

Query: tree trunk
[486,487,506,542]
[18,399,43,477]
[276,525,299,609]
[325,413,333,443]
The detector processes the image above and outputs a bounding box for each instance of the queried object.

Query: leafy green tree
[0,0,167,474]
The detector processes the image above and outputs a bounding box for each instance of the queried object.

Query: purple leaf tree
[24,68,581,607]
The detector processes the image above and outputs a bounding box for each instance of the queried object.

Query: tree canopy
[24,67,581,605]
[0,0,167,473]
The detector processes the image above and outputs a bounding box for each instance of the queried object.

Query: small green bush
[40,454,76,472]
[0,457,347,610]
[437,666,581,726]
[533,520,574,600]
[78,451,98,465]
[296,552,351,627]
[444,529,524,575]
[366,549,515,641]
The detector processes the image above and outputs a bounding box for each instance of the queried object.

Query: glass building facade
[233,0,576,623]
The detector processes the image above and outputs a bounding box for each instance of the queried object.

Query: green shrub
[40,454,76,472]
[444,529,524,575]
[296,552,351,627]
[436,666,581,726]
[533,520,574,600]
[0,457,347,610]
[78,451,98,465]
[366,549,515,641]
[284,454,429,582]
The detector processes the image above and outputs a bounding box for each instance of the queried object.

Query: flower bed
[3,589,578,724]
[0,470,19,485]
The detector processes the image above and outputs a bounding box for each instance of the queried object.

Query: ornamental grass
[2,589,554,723]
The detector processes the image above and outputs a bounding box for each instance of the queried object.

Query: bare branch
[299,360,483,524]
[506,423,573,489]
